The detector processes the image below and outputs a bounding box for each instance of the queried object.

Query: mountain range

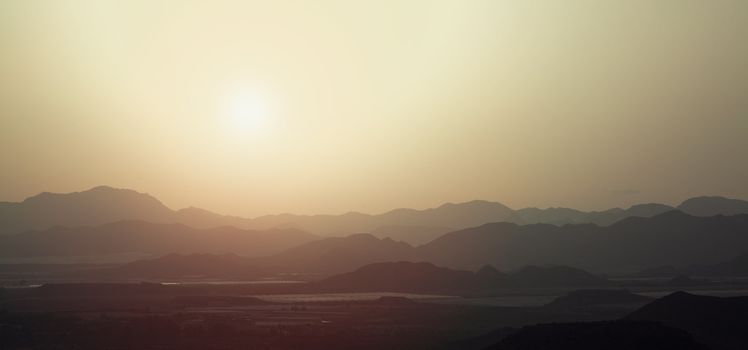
[416,211,748,272]
[3,209,748,274]
[254,211,748,273]
[3,186,748,274]
[60,209,748,280]
[3,186,748,245]
[0,186,251,235]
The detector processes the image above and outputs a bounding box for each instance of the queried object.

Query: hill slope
[625,292,748,350]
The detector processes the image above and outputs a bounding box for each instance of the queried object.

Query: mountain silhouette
[503,265,611,288]
[4,186,746,245]
[173,206,254,231]
[0,186,175,234]
[246,200,515,236]
[416,211,748,272]
[244,211,748,274]
[0,186,266,236]
[201,199,681,236]
[0,220,316,258]
[625,292,748,349]
[479,291,748,350]
[316,261,608,293]
[318,261,476,293]
[368,225,454,245]
[258,233,414,274]
[508,203,675,226]
[4,209,748,274]
[677,196,748,217]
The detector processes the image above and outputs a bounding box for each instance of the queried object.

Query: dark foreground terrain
[0,285,603,350]
[1,283,746,350]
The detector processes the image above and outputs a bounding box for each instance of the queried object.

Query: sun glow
[223,88,276,136]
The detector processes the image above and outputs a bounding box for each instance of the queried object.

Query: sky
[1,0,747,217]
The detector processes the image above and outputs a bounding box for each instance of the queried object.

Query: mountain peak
[677,196,748,217]
[625,203,674,216]
[345,233,380,241]
[437,200,511,210]
[23,186,159,204]
[2,186,175,234]
[89,185,120,192]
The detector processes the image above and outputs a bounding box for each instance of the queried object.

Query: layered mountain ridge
[3,186,748,243]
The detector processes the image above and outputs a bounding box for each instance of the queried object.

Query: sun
[223,88,275,136]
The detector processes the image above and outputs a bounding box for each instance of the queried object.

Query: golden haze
[1,0,747,216]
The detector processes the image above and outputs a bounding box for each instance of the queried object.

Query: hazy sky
[1,1,747,216]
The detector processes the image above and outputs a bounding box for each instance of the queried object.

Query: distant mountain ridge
[0,220,317,259]
[258,233,414,273]
[416,211,748,272]
[317,261,609,294]
[677,196,748,217]
[0,186,176,234]
[2,186,747,243]
[3,203,748,273]
[0,186,259,235]
[255,211,748,274]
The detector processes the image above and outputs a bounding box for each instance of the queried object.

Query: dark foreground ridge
[488,321,708,350]
[477,291,748,350]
